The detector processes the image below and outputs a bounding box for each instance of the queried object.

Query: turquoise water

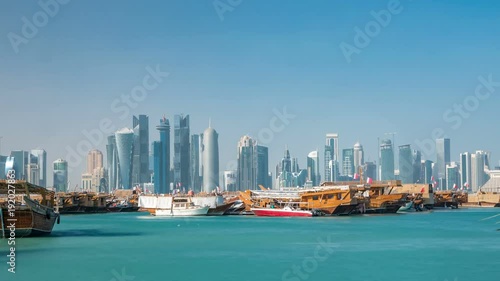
[1,208,499,281]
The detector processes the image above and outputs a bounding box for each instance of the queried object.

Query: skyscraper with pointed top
[282,145,292,174]
[202,121,219,193]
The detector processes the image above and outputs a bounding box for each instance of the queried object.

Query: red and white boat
[251,205,313,217]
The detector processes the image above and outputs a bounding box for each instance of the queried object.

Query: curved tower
[202,126,219,193]
[115,128,135,189]
[307,151,320,186]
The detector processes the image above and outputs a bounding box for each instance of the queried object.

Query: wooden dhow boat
[433,191,461,209]
[363,181,408,214]
[1,180,60,237]
[298,184,368,215]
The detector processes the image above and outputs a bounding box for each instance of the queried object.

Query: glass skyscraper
[256,145,269,189]
[53,159,68,192]
[471,151,487,191]
[363,162,377,181]
[154,116,170,194]
[422,160,433,184]
[0,155,7,179]
[190,134,203,193]
[282,147,292,174]
[380,139,395,181]
[115,128,135,189]
[30,149,47,187]
[10,150,29,180]
[412,150,422,184]
[174,114,190,189]
[106,135,119,191]
[435,138,451,181]
[460,152,472,189]
[236,136,269,190]
[342,148,355,177]
[398,145,413,184]
[132,115,150,184]
[446,162,460,190]
[324,134,339,182]
[307,151,320,186]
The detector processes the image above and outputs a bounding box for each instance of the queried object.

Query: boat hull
[433,202,459,209]
[251,208,313,217]
[207,202,235,216]
[153,206,209,216]
[2,203,58,238]
[331,204,359,216]
[58,206,108,214]
[106,206,140,213]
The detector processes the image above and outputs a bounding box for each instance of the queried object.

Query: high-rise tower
[30,149,47,187]
[324,134,339,182]
[236,136,269,190]
[190,134,203,192]
[202,125,219,193]
[380,139,395,181]
[106,135,119,191]
[53,159,68,192]
[353,142,364,173]
[154,116,170,194]
[115,128,135,189]
[435,138,451,182]
[307,151,320,186]
[174,114,190,189]
[133,115,149,184]
[398,144,413,184]
[460,152,472,189]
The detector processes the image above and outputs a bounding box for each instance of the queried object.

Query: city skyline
[1,1,500,188]
[2,114,499,191]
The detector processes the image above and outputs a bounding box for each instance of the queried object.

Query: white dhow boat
[151,197,209,217]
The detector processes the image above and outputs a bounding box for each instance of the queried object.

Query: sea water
[1,208,499,281]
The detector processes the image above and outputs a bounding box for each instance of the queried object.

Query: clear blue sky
[1,0,500,187]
